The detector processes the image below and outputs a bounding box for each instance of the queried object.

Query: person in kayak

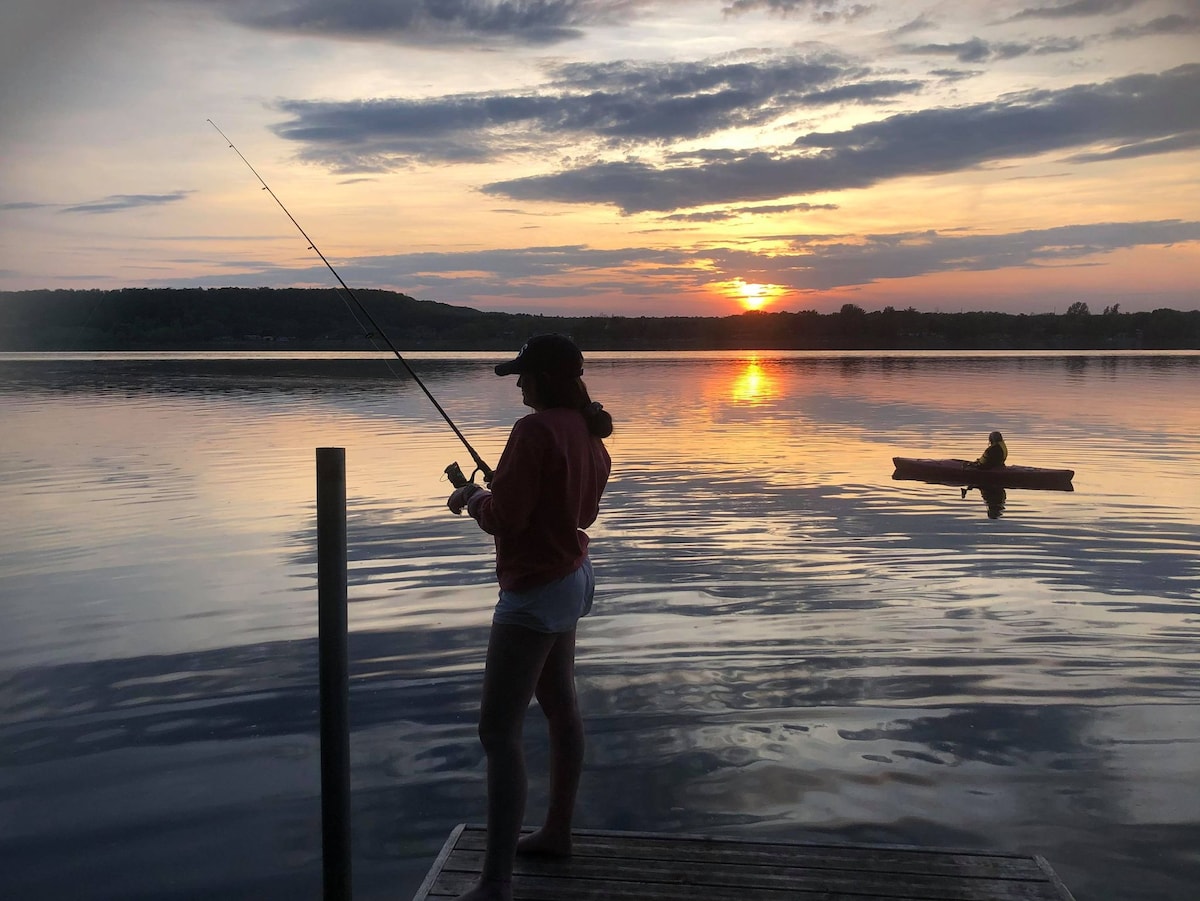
[969,430,1008,469]
[446,334,613,901]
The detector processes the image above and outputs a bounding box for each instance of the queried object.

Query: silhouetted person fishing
[446,334,613,901]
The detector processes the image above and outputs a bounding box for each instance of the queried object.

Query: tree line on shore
[2,287,1198,351]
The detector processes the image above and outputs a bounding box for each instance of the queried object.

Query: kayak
[892,457,1075,490]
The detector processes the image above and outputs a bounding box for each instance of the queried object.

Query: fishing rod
[207,119,493,485]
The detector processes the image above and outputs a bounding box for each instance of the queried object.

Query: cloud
[1111,13,1200,37]
[662,201,838,222]
[890,14,936,36]
[899,36,1083,63]
[163,219,1200,308]
[722,0,874,22]
[3,194,193,215]
[1064,130,1200,162]
[800,78,926,103]
[1009,0,1142,20]
[711,220,1200,291]
[215,0,636,46]
[59,192,192,215]
[930,68,987,82]
[482,64,1200,212]
[271,51,921,170]
[168,242,702,310]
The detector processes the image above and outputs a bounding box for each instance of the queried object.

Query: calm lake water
[2,351,1199,901]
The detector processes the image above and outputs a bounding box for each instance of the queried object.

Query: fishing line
[207,119,493,483]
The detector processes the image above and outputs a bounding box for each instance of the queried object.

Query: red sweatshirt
[467,407,611,592]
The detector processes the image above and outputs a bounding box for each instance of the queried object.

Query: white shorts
[493,557,595,634]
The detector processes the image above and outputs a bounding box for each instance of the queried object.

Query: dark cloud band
[59,192,192,215]
[270,51,918,170]
[483,64,1200,212]
[222,0,627,46]
[166,219,1200,301]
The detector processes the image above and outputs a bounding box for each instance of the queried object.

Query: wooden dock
[412,824,1078,900]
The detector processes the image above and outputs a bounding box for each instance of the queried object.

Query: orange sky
[1,0,1198,317]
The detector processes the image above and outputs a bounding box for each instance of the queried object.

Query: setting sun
[741,282,770,310]
[713,279,787,312]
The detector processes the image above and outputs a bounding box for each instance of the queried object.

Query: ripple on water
[2,353,1200,901]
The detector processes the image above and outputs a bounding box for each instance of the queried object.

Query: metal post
[317,447,351,901]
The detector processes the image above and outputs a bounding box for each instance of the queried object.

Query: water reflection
[2,353,1200,901]
[729,358,778,405]
[962,485,1006,518]
[6,618,1198,901]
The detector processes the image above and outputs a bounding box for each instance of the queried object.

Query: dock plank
[453,830,1048,880]
[413,825,1077,901]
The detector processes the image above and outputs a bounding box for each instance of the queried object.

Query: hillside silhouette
[2,287,1197,351]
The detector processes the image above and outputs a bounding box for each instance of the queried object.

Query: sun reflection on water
[730,358,778,404]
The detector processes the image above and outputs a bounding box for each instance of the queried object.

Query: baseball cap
[494,334,584,378]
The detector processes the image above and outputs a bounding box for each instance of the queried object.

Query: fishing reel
[446,460,492,489]
[444,461,475,490]
[444,461,492,516]
[445,460,494,487]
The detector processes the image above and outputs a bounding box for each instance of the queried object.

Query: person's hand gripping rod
[445,461,488,515]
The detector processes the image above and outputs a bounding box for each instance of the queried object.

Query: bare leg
[517,629,583,858]
[453,623,558,901]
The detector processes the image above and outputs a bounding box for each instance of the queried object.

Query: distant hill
[1,287,1198,351]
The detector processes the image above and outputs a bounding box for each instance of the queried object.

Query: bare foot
[451,877,512,901]
[517,828,572,858]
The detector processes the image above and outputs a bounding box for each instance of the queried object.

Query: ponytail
[531,373,614,438]
[583,398,613,438]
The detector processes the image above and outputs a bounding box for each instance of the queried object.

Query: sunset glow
[1,2,1197,316]
[730,359,778,405]
[714,279,788,312]
[739,282,780,312]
